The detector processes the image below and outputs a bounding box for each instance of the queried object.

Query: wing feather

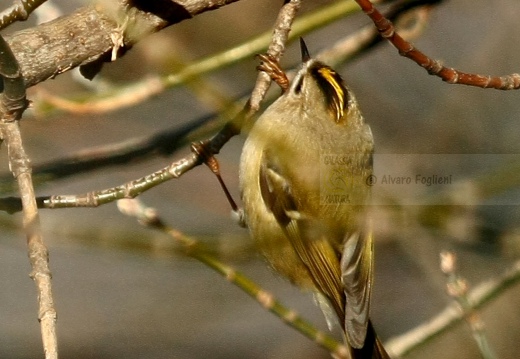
[259,153,345,325]
[341,230,373,348]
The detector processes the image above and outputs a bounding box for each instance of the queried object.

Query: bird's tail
[351,321,391,359]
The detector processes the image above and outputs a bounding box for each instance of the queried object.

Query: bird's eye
[294,76,303,94]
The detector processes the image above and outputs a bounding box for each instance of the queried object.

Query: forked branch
[0,0,303,213]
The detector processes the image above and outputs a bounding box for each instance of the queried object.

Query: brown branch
[0,0,49,30]
[355,0,520,89]
[0,0,437,207]
[3,0,241,89]
[30,0,441,116]
[202,0,301,157]
[0,0,302,213]
[0,35,57,358]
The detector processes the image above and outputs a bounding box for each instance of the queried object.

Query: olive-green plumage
[239,40,390,359]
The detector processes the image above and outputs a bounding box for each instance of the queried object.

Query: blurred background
[1,0,520,358]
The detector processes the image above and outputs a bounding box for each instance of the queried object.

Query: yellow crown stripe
[318,67,345,122]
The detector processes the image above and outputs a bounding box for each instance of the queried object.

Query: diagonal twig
[0,35,57,358]
[355,0,520,89]
[117,198,350,359]
[0,111,219,196]
[0,0,439,213]
[386,258,520,357]
[2,0,436,190]
[0,0,303,213]
[440,251,497,359]
[34,0,367,115]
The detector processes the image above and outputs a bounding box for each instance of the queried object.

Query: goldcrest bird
[239,39,390,359]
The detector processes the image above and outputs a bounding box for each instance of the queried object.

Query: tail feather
[350,321,391,359]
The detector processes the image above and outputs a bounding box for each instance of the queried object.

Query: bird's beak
[300,37,311,63]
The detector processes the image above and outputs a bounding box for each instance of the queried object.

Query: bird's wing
[340,229,373,348]
[259,153,345,324]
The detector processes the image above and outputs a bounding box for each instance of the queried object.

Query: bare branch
[0,35,57,359]
[355,0,520,89]
[34,0,365,115]
[0,0,302,212]
[41,156,198,209]
[117,198,350,359]
[386,259,520,357]
[0,111,217,196]
[0,0,48,30]
[440,251,497,359]
[0,0,437,207]
[3,0,241,89]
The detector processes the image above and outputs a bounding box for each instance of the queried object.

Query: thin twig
[440,251,496,359]
[116,198,350,359]
[0,35,57,359]
[205,0,301,155]
[0,0,303,212]
[38,0,437,116]
[386,259,520,357]
[319,0,439,67]
[39,156,198,209]
[33,0,362,115]
[0,0,437,209]
[0,0,49,30]
[355,0,520,89]
[0,111,220,198]
[213,0,298,129]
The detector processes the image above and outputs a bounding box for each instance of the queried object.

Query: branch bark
[3,0,240,88]
[0,34,57,358]
[0,0,49,30]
